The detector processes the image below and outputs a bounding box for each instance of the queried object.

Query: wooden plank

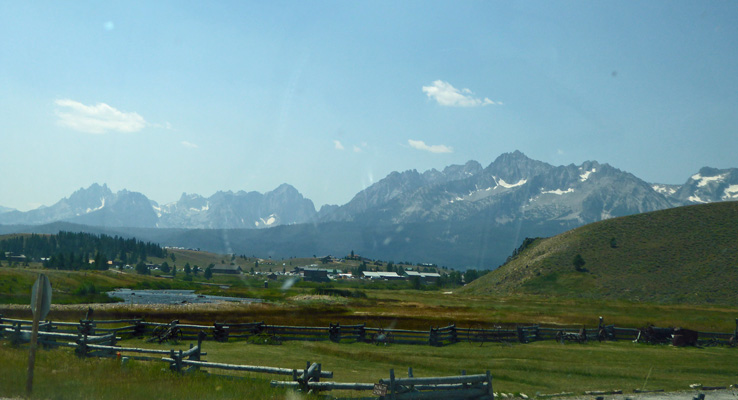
[85,344,172,354]
[381,374,489,386]
[394,387,488,400]
[160,359,333,378]
[271,381,375,390]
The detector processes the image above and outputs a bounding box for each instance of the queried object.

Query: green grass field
[2,335,736,400]
[464,202,738,305]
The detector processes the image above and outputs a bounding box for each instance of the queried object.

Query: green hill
[461,202,738,305]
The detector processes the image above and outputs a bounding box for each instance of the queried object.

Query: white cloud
[54,99,147,134]
[353,145,362,153]
[421,80,498,107]
[408,139,453,154]
[181,141,198,149]
[334,140,345,150]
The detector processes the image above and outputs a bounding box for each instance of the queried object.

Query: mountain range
[2,151,737,269]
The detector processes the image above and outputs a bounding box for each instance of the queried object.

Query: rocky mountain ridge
[1,152,736,232]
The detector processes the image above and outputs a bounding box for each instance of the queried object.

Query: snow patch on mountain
[497,178,527,188]
[652,184,678,196]
[579,168,596,182]
[723,185,738,200]
[692,173,727,187]
[255,214,277,227]
[85,197,106,213]
[189,202,209,212]
[542,188,575,195]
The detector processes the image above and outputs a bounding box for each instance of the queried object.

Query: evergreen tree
[573,254,587,272]
[464,269,480,283]
[135,261,149,275]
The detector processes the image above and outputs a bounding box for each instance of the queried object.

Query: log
[265,325,327,331]
[394,387,488,400]
[271,381,375,391]
[83,333,119,344]
[584,390,622,395]
[160,359,333,378]
[90,319,142,324]
[86,344,171,354]
[381,374,489,386]
[9,330,79,340]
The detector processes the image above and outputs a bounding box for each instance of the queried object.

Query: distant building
[404,271,441,283]
[303,269,329,282]
[362,271,405,281]
[6,253,27,263]
[212,264,243,274]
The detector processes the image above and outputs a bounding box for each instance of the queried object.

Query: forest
[0,231,166,270]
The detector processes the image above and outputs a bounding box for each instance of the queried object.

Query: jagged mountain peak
[2,153,736,236]
[673,166,738,204]
[486,151,553,182]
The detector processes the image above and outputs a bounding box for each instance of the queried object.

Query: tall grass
[0,342,296,400]
[28,336,732,399]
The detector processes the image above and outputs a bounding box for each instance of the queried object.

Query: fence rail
[3,310,737,399]
[2,314,736,348]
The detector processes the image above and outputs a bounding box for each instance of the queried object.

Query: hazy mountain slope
[461,202,738,304]
[156,183,316,229]
[320,151,677,226]
[671,167,738,204]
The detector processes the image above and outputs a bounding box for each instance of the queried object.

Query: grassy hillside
[462,202,738,305]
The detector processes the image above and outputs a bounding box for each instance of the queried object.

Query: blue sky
[2,1,737,211]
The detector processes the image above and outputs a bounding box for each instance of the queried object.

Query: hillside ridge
[461,202,738,305]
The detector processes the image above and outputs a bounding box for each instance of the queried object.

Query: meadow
[1,249,737,399]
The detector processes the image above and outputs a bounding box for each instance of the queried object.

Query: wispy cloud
[353,145,362,153]
[54,99,147,134]
[422,80,498,107]
[334,140,345,150]
[181,141,198,149]
[408,139,453,154]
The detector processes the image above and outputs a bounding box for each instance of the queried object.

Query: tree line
[0,231,166,271]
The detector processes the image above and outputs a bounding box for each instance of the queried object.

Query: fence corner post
[486,370,493,398]
[389,368,396,400]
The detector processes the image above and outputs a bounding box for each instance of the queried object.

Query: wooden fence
[3,312,737,399]
[272,367,493,400]
[2,314,736,348]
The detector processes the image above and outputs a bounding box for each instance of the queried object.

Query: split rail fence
[2,315,736,347]
[3,313,736,398]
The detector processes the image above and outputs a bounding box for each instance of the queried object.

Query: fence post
[169,349,183,373]
[429,327,438,346]
[329,323,341,343]
[133,319,146,337]
[389,368,396,400]
[486,370,494,399]
[357,323,366,343]
[11,323,22,345]
[214,322,229,342]
[450,324,458,343]
[78,319,95,336]
[75,333,89,357]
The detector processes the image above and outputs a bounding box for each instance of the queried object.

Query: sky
[1,1,737,212]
